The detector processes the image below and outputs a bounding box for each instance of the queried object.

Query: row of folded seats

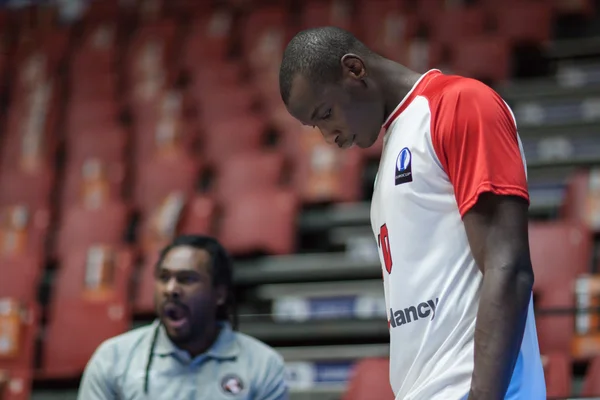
[0,218,598,391]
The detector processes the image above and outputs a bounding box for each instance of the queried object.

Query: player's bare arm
[463,193,534,400]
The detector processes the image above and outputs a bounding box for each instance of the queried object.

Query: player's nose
[320,128,339,146]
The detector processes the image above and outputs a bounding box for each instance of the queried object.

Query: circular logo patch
[220,374,244,395]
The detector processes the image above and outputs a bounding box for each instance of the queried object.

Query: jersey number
[378,224,393,274]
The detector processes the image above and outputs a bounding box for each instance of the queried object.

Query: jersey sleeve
[430,79,529,217]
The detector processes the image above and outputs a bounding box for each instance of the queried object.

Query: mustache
[162,301,188,310]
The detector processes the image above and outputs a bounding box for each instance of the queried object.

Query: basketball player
[279,27,545,400]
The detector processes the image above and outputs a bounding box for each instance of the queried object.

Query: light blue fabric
[78,321,288,400]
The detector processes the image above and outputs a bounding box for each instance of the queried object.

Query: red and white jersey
[370,70,545,400]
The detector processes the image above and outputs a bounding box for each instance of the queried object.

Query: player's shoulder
[422,72,502,105]
[233,330,284,366]
[93,323,155,359]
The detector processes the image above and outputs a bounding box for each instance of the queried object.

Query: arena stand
[0,0,599,399]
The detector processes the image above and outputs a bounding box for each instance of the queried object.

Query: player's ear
[341,54,366,80]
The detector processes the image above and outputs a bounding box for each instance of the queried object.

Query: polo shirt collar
[152,320,239,360]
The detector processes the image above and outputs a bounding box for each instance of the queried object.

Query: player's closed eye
[322,109,332,120]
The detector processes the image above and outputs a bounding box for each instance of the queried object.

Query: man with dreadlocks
[78,235,288,400]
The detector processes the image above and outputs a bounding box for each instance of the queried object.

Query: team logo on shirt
[395,147,413,185]
[220,374,244,395]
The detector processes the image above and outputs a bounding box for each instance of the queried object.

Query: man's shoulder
[234,331,284,365]
[422,72,502,106]
[94,323,155,357]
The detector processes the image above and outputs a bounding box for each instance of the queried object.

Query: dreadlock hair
[155,234,238,329]
[279,26,374,105]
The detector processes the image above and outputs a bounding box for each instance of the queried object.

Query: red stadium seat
[284,126,364,204]
[61,158,126,209]
[562,169,600,232]
[582,355,600,396]
[214,151,285,201]
[196,85,258,123]
[542,353,572,398]
[0,369,32,400]
[430,7,486,45]
[66,100,121,137]
[181,11,234,67]
[553,0,595,17]
[138,192,188,252]
[342,358,395,400]
[301,0,354,31]
[133,116,196,162]
[42,299,130,377]
[0,169,54,209]
[220,189,298,255]
[54,246,135,304]
[0,255,42,303]
[0,205,49,257]
[56,202,129,259]
[178,195,216,236]
[495,2,553,44]
[134,156,200,214]
[202,114,267,165]
[529,221,592,354]
[241,7,291,73]
[188,62,242,91]
[66,125,127,164]
[451,36,510,83]
[0,300,39,371]
[134,250,161,314]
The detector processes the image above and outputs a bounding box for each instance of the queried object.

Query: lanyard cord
[144,324,160,394]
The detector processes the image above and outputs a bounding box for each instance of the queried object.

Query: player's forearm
[468,263,534,400]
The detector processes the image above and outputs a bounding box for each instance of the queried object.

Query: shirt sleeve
[253,352,289,400]
[430,78,529,217]
[77,340,118,400]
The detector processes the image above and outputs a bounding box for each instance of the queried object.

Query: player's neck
[181,322,221,358]
[373,59,422,123]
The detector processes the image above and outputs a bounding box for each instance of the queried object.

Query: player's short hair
[279,26,373,105]
[156,234,237,327]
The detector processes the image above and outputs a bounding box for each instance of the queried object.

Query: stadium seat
[213,151,285,201]
[529,221,591,354]
[0,255,42,303]
[0,169,55,209]
[553,0,595,17]
[0,300,39,371]
[301,0,354,31]
[178,195,216,236]
[61,158,126,209]
[241,6,290,73]
[138,192,187,252]
[134,155,200,214]
[582,355,600,396]
[0,205,49,257]
[42,299,130,377]
[54,246,135,304]
[430,7,487,45]
[0,369,32,400]
[196,85,258,124]
[181,11,233,66]
[220,189,298,255]
[342,358,394,400]
[542,353,572,398]
[66,100,121,137]
[134,249,161,314]
[284,126,364,204]
[202,114,268,165]
[495,2,553,44]
[451,35,510,83]
[66,125,127,164]
[55,202,129,259]
[562,169,600,232]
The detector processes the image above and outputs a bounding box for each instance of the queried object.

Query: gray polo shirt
[78,321,288,400]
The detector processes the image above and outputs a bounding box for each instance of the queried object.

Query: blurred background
[0,0,599,399]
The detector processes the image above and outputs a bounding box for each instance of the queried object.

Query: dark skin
[284,54,534,399]
[154,246,227,357]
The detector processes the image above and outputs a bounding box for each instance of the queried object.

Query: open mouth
[163,303,189,328]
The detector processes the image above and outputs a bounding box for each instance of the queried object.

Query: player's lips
[162,303,189,329]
